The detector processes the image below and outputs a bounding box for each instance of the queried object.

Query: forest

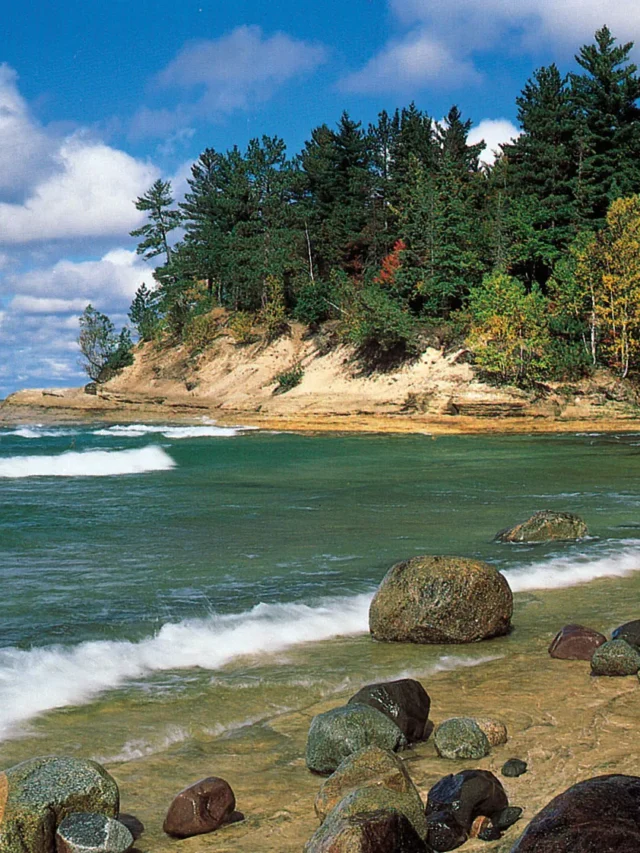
[87,27,640,388]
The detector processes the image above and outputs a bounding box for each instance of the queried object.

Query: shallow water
[1,424,640,849]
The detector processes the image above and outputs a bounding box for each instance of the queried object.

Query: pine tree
[130,179,182,263]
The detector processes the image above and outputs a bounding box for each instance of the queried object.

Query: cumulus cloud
[131,25,327,137]
[468,118,521,165]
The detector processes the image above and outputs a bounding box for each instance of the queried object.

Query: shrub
[183,311,223,351]
[293,277,331,326]
[273,362,304,393]
[260,275,289,341]
[229,311,256,344]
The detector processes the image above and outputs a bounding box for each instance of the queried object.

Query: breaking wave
[0,445,175,478]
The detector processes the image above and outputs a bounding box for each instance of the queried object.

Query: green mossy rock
[434,718,491,760]
[591,639,640,676]
[495,510,588,543]
[304,809,431,853]
[306,705,408,776]
[0,756,119,853]
[56,813,133,853]
[315,746,417,822]
[317,786,428,842]
[369,556,512,644]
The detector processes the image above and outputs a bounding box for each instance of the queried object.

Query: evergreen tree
[130,179,182,263]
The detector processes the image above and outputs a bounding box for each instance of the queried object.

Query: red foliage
[375,239,406,287]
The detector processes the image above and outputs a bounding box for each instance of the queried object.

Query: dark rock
[493,806,523,830]
[426,770,508,833]
[55,813,133,853]
[163,776,236,838]
[434,719,491,760]
[318,786,428,841]
[549,624,607,660]
[495,510,588,543]
[116,814,144,841]
[306,704,408,775]
[83,382,98,396]
[0,756,119,853]
[304,808,432,853]
[369,556,513,644]
[502,758,528,778]
[425,809,468,852]
[591,639,640,676]
[612,619,640,650]
[477,819,501,841]
[510,774,640,851]
[315,746,417,822]
[348,680,430,743]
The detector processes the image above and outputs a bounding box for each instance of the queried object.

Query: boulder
[510,774,640,851]
[348,680,430,743]
[55,813,133,853]
[304,809,432,853]
[434,719,491,760]
[163,777,237,838]
[306,705,408,776]
[473,718,508,747]
[612,619,640,650]
[549,624,607,660]
[426,770,508,834]
[501,759,527,778]
[590,639,640,676]
[314,786,428,841]
[369,556,512,644]
[0,756,119,853]
[495,510,588,543]
[315,746,416,822]
[425,810,468,852]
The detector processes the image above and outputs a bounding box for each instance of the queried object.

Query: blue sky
[1,0,639,396]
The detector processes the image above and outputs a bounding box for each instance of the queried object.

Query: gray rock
[306,704,408,775]
[434,719,491,761]
[501,759,527,778]
[369,556,512,644]
[55,813,133,853]
[590,639,640,676]
[495,510,588,543]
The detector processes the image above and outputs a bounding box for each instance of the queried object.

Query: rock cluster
[549,620,640,677]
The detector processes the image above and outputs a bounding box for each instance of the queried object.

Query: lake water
[1,423,639,847]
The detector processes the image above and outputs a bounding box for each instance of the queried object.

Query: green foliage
[128,283,161,341]
[274,362,304,393]
[292,277,331,326]
[130,179,182,263]
[78,305,132,382]
[183,310,223,351]
[260,275,289,341]
[228,311,256,344]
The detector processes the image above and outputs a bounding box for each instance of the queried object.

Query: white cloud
[131,25,327,137]
[468,118,521,165]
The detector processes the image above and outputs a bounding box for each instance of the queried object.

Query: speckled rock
[369,556,512,644]
[0,756,119,853]
[473,718,508,747]
[348,680,431,743]
[495,510,588,543]
[163,776,236,838]
[306,705,408,775]
[548,624,607,660]
[612,619,640,650]
[315,746,416,822]
[510,774,640,851]
[590,639,640,676]
[55,813,133,853]
[501,759,527,778]
[304,809,432,853]
[434,719,490,760]
[317,786,428,841]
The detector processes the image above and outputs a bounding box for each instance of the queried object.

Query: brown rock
[163,777,236,838]
[548,624,607,660]
[469,816,492,838]
[474,718,508,746]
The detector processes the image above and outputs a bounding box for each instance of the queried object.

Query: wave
[0,445,175,478]
[0,594,373,738]
[504,540,640,592]
[3,426,79,439]
[92,423,252,439]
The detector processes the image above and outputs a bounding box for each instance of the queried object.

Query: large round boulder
[306,705,408,775]
[369,556,512,644]
[347,680,430,743]
[495,510,588,543]
[0,756,119,853]
[510,775,640,851]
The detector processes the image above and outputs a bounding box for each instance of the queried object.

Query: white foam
[504,541,640,591]
[93,423,252,439]
[3,426,78,439]
[0,594,373,738]
[0,445,175,478]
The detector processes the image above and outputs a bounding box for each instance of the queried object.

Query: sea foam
[0,445,175,478]
[92,423,252,439]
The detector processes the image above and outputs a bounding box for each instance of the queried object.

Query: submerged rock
[305,809,432,853]
[426,770,508,833]
[163,777,237,838]
[369,556,512,644]
[501,759,527,778]
[306,704,408,775]
[0,756,119,853]
[549,624,607,660]
[55,813,133,853]
[612,619,640,650]
[510,774,640,851]
[434,719,491,761]
[316,786,428,841]
[495,510,588,543]
[315,746,416,822]
[590,639,640,676]
[348,680,431,743]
